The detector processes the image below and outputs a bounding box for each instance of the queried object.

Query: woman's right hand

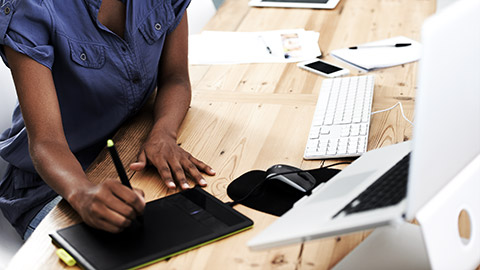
[68,179,146,233]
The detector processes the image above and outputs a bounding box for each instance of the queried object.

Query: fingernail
[182,183,190,189]
[167,182,176,188]
[210,169,216,174]
[200,179,207,185]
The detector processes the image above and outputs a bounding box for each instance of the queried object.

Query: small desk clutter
[189,32,422,73]
[188,29,321,64]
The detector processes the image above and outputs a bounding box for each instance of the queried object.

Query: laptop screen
[406,0,480,219]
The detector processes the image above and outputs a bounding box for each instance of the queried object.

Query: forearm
[29,138,93,206]
[150,77,191,139]
[150,12,191,140]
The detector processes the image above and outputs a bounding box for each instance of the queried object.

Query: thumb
[133,188,146,204]
[130,150,147,171]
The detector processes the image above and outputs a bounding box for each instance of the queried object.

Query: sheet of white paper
[330,36,422,71]
[189,29,321,65]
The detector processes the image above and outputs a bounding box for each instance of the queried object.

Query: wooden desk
[8,0,437,269]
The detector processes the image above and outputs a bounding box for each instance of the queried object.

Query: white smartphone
[297,59,349,78]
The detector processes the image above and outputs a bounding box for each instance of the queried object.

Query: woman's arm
[4,46,145,233]
[130,13,215,189]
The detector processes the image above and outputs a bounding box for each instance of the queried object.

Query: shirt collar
[83,0,101,25]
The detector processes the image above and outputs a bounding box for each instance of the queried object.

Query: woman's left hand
[129,131,215,189]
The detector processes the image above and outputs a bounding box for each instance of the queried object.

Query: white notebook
[330,36,422,71]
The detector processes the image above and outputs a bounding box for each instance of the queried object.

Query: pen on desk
[349,43,412,49]
[258,36,272,54]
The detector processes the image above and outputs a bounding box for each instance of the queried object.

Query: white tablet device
[248,0,341,9]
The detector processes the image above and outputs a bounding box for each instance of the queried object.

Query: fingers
[154,156,213,190]
[155,160,178,189]
[188,155,216,176]
[134,188,145,198]
[139,138,215,190]
[82,180,146,233]
[109,181,146,216]
[92,218,127,233]
[170,159,190,189]
[181,157,207,187]
[129,150,147,171]
[85,201,132,233]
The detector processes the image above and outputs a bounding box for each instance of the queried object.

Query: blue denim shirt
[0,0,190,236]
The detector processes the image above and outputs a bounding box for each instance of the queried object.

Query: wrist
[149,123,178,141]
[65,180,95,210]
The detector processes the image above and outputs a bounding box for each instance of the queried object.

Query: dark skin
[4,0,215,233]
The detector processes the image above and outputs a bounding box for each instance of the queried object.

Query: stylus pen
[107,139,132,189]
[107,139,144,225]
[349,43,411,49]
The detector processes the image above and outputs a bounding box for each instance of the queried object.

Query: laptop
[248,0,480,266]
[248,0,341,9]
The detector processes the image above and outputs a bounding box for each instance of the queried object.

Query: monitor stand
[334,154,480,270]
[332,222,429,270]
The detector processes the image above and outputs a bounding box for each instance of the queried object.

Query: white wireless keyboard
[304,75,375,159]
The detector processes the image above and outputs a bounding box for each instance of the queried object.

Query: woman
[0,0,215,239]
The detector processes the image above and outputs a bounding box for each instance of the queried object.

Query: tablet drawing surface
[50,186,253,270]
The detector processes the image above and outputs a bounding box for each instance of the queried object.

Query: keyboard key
[306,139,319,149]
[358,137,367,152]
[337,138,348,154]
[309,126,321,139]
[340,126,350,137]
[360,124,368,135]
[351,124,360,136]
[320,127,331,135]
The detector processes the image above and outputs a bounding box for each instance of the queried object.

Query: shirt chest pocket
[68,40,106,69]
[138,2,175,45]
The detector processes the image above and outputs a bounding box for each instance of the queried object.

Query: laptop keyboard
[333,152,411,218]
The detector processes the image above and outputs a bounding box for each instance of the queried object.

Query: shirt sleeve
[0,0,54,69]
[167,0,191,34]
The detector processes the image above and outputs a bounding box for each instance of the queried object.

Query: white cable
[371,101,414,126]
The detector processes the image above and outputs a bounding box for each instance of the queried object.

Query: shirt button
[80,53,87,61]
[4,7,11,15]
[132,76,141,84]
[154,23,162,31]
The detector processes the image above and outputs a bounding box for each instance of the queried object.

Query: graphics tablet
[50,186,253,270]
[248,0,341,9]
